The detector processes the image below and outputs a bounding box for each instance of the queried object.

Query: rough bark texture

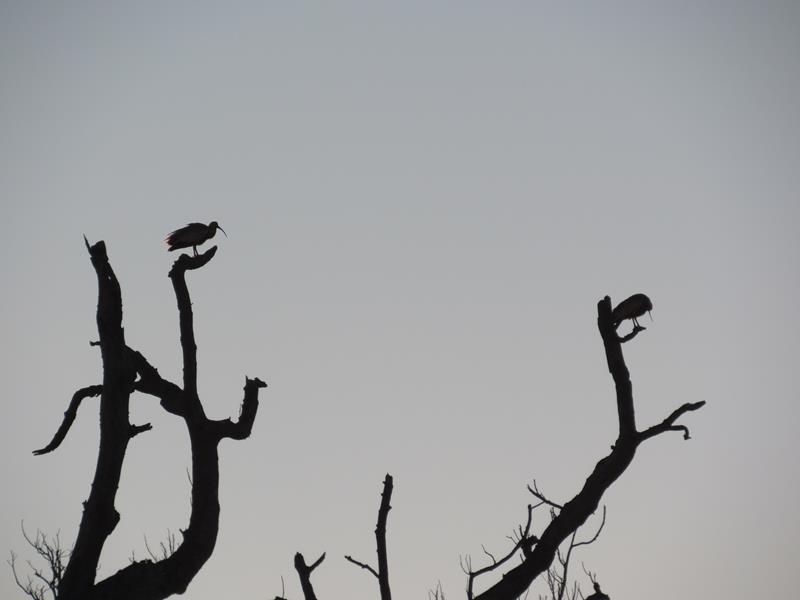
[472,296,704,600]
[37,240,267,600]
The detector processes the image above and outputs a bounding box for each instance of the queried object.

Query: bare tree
[467,295,704,600]
[27,239,267,600]
[345,473,394,600]
[8,525,66,600]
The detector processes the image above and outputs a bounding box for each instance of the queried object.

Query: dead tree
[345,473,394,600]
[468,295,704,600]
[281,474,394,600]
[30,239,267,600]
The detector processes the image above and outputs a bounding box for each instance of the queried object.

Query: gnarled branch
[32,385,102,455]
[472,295,704,600]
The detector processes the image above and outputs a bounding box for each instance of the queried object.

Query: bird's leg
[192,246,198,257]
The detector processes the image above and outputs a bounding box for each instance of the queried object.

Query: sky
[1,2,798,599]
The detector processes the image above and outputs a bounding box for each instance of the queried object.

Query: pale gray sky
[1,3,798,599]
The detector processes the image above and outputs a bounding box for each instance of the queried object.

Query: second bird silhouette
[166,221,227,256]
[611,293,653,329]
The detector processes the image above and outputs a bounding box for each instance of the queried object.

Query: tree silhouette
[16,236,704,600]
[27,238,267,600]
[465,296,704,600]
[273,295,703,600]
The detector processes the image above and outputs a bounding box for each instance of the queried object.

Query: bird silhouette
[165,222,227,256]
[611,293,653,329]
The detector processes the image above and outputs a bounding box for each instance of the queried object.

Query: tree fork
[472,296,704,600]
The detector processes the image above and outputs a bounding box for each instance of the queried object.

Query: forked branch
[294,552,326,600]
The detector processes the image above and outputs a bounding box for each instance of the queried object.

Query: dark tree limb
[346,474,394,600]
[471,295,704,600]
[49,239,267,600]
[375,473,393,600]
[638,401,706,441]
[463,504,536,600]
[128,349,183,416]
[58,238,136,600]
[32,385,102,455]
[294,552,325,600]
[344,555,379,579]
[211,377,267,441]
[617,324,645,344]
[527,480,563,510]
[168,246,217,399]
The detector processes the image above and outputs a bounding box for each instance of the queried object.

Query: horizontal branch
[33,385,103,455]
[129,423,153,439]
[638,401,706,442]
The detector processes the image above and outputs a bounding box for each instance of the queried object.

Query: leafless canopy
[463,295,704,600]
[27,239,267,600]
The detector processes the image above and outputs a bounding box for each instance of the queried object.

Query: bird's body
[166,221,227,256]
[611,293,653,328]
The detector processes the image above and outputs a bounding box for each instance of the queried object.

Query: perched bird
[165,221,227,256]
[611,293,653,328]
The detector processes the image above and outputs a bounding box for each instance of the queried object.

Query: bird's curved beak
[218,226,228,238]
[648,310,653,322]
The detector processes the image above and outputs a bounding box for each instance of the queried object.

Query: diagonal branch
[128,348,183,415]
[33,385,103,455]
[466,504,536,600]
[344,555,379,579]
[638,401,706,441]
[527,480,563,510]
[472,295,704,600]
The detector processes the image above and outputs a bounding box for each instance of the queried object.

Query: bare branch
[129,423,153,439]
[466,504,536,600]
[294,552,326,600]
[617,324,646,344]
[344,555,379,579]
[473,295,704,600]
[212,377,267,441]
[32,385,103,455]
[572,507,606,549]
[9,524,67,600]
[527,481,563,511]
[346,474,393,600]
[638,401,707,442]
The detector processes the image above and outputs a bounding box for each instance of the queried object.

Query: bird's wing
[166,223,204,244]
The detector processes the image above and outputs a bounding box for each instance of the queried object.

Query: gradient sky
[1,3,798,600]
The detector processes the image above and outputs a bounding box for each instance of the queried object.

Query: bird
[611,293,653,329]
[165,221,227,256]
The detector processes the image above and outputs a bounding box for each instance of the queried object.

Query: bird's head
[210,221,228,238]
